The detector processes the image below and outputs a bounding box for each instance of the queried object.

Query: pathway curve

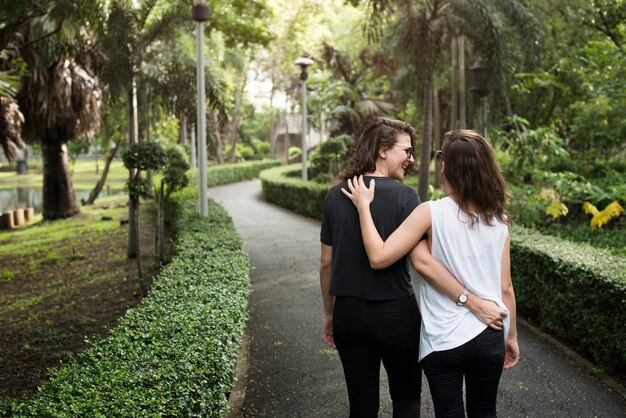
[209,180,626,418]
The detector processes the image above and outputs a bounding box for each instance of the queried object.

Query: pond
[0,187,122,213]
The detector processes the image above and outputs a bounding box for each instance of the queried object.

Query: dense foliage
[510,226,626,374]
[3,188,250,417]
[206,160,281,188]
[260,164,329,220]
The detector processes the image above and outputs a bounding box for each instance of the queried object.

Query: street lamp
[469,57,490,138]
[295,56,313,181]
[192,1,209,217]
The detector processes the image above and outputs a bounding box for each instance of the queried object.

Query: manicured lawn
[0,194,170,399]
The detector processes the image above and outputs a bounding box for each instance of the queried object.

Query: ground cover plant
[0,194,168,400]
[2,188,249,417]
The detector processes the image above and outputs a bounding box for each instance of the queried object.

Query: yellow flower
[586,200,624,229]
[546,202,568,219]
[582,201,600,216]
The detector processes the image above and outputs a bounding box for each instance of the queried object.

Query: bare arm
[320,244,335,348]
[501,234,519,368]
[341,176,429,269]
[410,240,507,329]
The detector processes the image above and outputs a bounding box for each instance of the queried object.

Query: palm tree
[317,41,396,138]
[2,1,103,219]
[18,55,102,219]
[365,0,540,200]
[0,96,25,162]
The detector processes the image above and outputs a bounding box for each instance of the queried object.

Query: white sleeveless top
[419,197,510,361]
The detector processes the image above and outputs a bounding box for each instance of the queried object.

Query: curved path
[209,180,626,418]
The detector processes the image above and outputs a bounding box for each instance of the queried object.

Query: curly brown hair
[339,118,417,181]
[440,129,510,226]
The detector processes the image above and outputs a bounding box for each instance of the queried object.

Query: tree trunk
[83,141,120,205]
[179,113,188,145]
[434,79,442,187]
[450,36,458,130]
[145,89,153,197]
[155,181,165,261]
[458,35,467,128]
[210,111,225,164]
[127,82,138,259]
[190,125,197,169]
[284,109,290,163]
[269,84,277,154]
[227,69,248,163]
[418,82,433,202]
[131,195,144,294]
[41,141,80,220]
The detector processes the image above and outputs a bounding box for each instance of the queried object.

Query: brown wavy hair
[441,129,510,226]
[339,117,417,181]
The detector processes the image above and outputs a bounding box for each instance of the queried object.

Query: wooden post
[24,207,35,222]
[13,208,24,227]
[0,211,14,229]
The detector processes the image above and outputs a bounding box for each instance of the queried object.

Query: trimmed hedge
[207,160,281,187]
[4,188,250,417]
[259,165,626,374]
[259,163,330,220]
[510,225,626,374]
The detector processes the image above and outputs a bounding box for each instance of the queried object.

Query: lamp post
[295,56,313,181]
[469,57,490,138]
[192,1,209,217]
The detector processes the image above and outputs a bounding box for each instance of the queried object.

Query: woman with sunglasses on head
[341,129,520,418]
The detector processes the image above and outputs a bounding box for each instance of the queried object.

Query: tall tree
[363,0,540,200]
[0,1,103,219]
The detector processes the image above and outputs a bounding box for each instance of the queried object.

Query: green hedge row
[207,160,281,187]
[4,188,250,417]
[510,226,626,374]
[259,164,626,373]
[259,163,329,220]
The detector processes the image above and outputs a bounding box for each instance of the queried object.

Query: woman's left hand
[504,337,520,369]
[341,175,375,210]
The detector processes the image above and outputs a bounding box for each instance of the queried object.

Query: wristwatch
[456,288,469,306]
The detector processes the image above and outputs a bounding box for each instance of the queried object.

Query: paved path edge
[518,318,626,401]
[226,327,251,418]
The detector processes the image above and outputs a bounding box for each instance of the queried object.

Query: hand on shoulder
[341,175,375,210]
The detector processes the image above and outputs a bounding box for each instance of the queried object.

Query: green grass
[0,194,154,318]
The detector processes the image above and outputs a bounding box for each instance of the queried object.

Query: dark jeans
[421,327,505,418]
[333,295,422,418]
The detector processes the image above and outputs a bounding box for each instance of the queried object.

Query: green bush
[510,225,626,374]
[258,166,626,374]
[259,164,331,220]
[206,160,281,188]
[4,188,250,417]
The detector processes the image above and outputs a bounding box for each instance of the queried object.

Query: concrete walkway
[209,180,626,418]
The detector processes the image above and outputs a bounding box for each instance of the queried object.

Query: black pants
[421,327,505,418]
[333,295,422,418]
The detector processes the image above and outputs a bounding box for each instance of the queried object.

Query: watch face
[459,293,468,303]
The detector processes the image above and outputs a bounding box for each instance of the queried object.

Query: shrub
[206,160,281,187]
[4,188,250,417]
[257,166,626,375]
[259,164,330,220]
[510,225,626,374]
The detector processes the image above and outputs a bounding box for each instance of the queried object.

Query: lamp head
[295,57,314,81]
[469,57,490,98]
[191,2,210,22]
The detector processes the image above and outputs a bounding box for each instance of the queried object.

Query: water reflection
[0,188,122,213]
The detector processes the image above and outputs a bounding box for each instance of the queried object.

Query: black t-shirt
[320,176,420,300]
